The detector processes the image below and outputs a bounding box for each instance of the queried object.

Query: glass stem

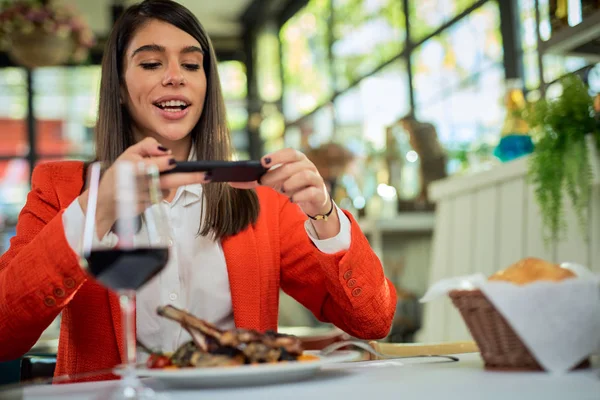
[119,289,138,387]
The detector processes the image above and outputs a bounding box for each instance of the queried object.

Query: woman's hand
[232,148,340,239]
[78,137,210,237]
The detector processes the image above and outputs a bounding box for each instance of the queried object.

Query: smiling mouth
[153,100,190,112]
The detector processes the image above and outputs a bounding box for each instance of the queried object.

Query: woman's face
[122,19,207,145]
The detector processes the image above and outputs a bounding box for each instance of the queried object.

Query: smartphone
[161,160,267,182]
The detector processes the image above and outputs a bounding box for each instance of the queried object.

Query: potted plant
[0,0,95,68]
[521,74,600,247]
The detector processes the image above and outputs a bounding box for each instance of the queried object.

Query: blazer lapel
[222,226,262,331]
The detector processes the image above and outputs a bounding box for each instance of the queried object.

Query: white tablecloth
[5,354,600,400]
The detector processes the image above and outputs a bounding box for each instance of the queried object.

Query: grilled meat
[241,342,282,363]
[155,305,305,367]
[156,305,224,349]
[171,341,245,367]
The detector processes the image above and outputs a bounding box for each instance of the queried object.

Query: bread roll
[488,257,575,285]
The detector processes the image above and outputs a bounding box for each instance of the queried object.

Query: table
[5,354,600,400]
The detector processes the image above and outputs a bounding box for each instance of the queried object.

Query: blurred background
[1,0,600,350]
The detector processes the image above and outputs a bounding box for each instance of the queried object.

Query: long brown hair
[95,0,259,239]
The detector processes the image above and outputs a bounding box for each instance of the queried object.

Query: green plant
[522,74,600,246]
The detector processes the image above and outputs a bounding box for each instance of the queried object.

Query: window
[334,60,411,204]
[218,61,249,159]
[412,1,503,106]
[255,25,286,154]
[335,59,410,154]
[408,0,478,42]
[0,68,28,157]
[416,65,506,174]
[332,0,405,91]
[32,66,101,159]
[255,25,283,103]
[280,0,333,122]
[531,0,593,87]
[259,104,286,155]
[274,0,599,181]
[0,66,101,239]
[413,1,504,174]
[518,0,541,90]
[284,105,335,150]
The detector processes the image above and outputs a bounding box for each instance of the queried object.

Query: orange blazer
[0,161,397,381]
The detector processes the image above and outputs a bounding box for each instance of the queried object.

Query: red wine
[85,248,169,290]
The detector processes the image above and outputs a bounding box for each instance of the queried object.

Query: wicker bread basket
[449,289,590,371]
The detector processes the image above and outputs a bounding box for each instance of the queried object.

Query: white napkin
[420,263,600,374]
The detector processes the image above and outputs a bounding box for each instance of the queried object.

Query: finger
[139,155,176,173]
[128,137,172,158]
[280,169,323,197]
[261,148,303,168]
[259,160,315,189]
[289,186,328,209]
[228,181,258,190]
[159,171,211,189]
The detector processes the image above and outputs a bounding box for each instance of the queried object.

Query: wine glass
[80,160,170,399]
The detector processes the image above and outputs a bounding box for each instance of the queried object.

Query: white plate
[116,350,360,388]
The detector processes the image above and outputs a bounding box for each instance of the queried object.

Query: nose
[162,63,185,86]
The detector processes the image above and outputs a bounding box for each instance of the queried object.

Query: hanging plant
[0,0,95,68]
[521,74,600,247]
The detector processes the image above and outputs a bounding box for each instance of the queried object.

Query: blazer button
[44,297,56,307]
[53,288,66,298]
[343,270,352,280]
[64,277,75,288]
[351,287,362,297]
[347,278,357,288]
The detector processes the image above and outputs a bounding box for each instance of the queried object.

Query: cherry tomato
[146,354,172,369]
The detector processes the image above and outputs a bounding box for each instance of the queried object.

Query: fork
[319,340,460,362]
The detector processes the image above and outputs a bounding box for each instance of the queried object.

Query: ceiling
[62,0,255,37]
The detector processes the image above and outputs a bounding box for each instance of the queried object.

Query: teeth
[157,100,188,108]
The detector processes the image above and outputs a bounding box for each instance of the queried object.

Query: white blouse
[61,178,351,358]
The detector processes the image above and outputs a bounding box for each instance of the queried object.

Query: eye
[183,64,200,71]
[140,62,161,70]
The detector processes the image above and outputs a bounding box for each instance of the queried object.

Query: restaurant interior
[1,0,600,391]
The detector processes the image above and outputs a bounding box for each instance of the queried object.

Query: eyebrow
[131,44,205,58]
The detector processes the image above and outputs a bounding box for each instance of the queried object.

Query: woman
[0,0,396,380]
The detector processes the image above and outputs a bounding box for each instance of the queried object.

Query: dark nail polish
[158,145,169,152]
[169,158,176,165]
[289,197,294,203]
[281,186,285,193]
[264,157,272,165]
[204,171,212,180]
